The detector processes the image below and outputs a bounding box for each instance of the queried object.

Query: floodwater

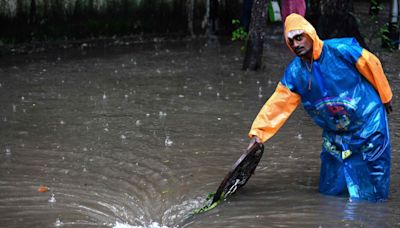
[0,36,399,228]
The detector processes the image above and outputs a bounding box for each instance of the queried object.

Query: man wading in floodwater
[248,14,393,202]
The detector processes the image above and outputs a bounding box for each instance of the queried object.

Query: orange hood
[284,13,324,60]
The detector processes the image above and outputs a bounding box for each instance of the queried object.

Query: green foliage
[369,0,384,14]
[367,2,397,52]
[379,23,398,51]
[231,19,248,41]
[231,19,248,52]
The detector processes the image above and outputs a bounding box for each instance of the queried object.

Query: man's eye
[295,35,302,41]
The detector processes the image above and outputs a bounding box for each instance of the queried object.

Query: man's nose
[292,40,300,47]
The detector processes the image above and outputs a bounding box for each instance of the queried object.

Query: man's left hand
[384,101,393,114]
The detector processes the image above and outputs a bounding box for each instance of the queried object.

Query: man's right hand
[247,136,261,150]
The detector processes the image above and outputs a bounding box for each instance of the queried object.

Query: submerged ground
[0,20,399,228]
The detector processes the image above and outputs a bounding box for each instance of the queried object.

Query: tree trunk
[186,0,195,37]
[242,0,269,71]
[309,0,368,49]
[209,0,219,34]
[386,0,399,49]
[29,0,37,25]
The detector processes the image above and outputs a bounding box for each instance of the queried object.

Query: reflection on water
[0,37,399,228]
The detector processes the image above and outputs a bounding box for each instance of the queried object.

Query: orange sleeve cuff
[356,49,393,103]
[248,82,301,143]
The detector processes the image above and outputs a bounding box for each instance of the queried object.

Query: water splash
[4,146,11,156]
[295,133,303,140]
[164,136,173,147]
[48,193,56,203]
[54,218,63,227]
[159,111,167,118]
[114,221,168,228]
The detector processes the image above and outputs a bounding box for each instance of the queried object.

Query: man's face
[288,33,313,59]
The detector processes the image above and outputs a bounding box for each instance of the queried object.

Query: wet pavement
[0,36,399,227]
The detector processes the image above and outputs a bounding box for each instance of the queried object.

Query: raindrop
[178,94,184,98]
[102,93,107,100]
[238,80,242,85]
[60,120,65,125]
[217,117,222,120]
[124,94,128,99]
[83,167,87,172]
[104,128,109,132]
[258,86,263,98]
[3,116,7,122]
[165,136,173,147]
[121,135,126,140]
[198,92,202,96]
[156,69,161,74]
[295,133,303,140]
[268,79,273,85]
[159,111,167,118]
[12,104,16,112]
[256,80,260,85]
[135,120,141,126]
[114,70,118,74]
[21,96,25,101]
[146,113,150,117]
[0,83,2,87]
[216,92,220,97]
[121,64,126,68]
[207,86,213,90]
[48,193,56,203]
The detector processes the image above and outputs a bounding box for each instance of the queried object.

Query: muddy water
[0,38,399,228]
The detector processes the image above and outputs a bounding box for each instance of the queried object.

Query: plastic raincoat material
[249,14,392,201]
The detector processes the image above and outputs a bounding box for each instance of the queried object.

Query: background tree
[242,0,269,71]
[306,0,368,49]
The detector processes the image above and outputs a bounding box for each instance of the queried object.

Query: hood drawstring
[306,58,313,90]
